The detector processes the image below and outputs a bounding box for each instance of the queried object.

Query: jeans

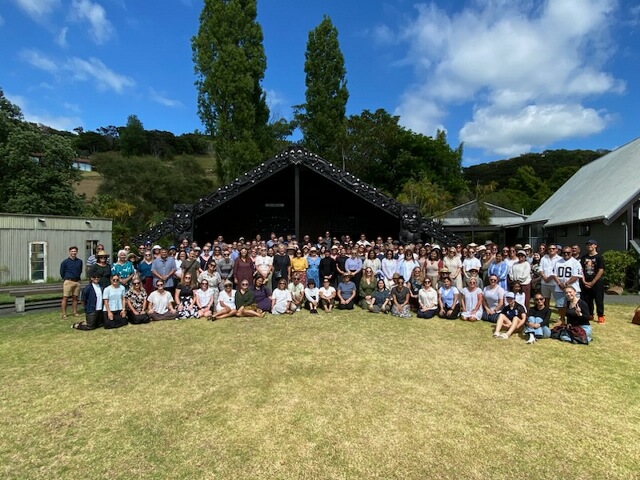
[524,316,551,338]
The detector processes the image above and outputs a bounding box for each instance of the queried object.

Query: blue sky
[1,0,639,166]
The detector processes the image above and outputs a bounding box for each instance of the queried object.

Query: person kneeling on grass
[493,291,527,339]
[304,280,320,314]
[337,274,357,310]
[390,276,412,318]
[523,294,552,344]
[147,280,178,321]
[102,275,128,329]
[72,273,103,330]
[438,277,460,320]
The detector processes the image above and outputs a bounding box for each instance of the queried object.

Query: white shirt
[553,257,583,292]
[148,290,173,314]
[539,254,560,286]
[319,286,336,299]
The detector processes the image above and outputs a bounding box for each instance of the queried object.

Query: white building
[0,213,112,284]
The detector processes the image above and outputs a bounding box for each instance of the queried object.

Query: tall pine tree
[192,0,271,183]
[296,16,349,165]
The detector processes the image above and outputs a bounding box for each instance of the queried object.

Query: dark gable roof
[192,146,402,218]
[132,146,459,245]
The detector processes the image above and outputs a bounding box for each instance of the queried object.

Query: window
[578,223,591,236]
[556,227,568,238]
[85,240,99,261]
[29,242,47,283]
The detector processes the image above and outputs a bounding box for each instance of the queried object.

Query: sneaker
[597,316,605,324]
[497,333,509,340]
[526,336,536,344]
[492,332,501,338]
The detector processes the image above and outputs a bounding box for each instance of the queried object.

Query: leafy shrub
[602,250,636,287]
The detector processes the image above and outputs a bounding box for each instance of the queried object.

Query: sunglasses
[133,282,141,285]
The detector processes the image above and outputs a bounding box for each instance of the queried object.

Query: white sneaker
[498,333,509,340]
[492,332,500,338]
[526,336,537,344]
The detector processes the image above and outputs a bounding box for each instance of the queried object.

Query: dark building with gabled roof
[132,147,459,246]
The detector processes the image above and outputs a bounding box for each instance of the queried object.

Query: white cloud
[149,88,183,108]
[71,0,113,44]
[20,48,59,73]
[20,50,135,93]
[460,104,609,156]
[56,26,69,47]
[13,0,60,21]
[265,89,285,108]
[5,92,82,131]
[387,0,624,155]
[66,57,135,93]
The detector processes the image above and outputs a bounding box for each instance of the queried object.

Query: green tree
[397,177,452,217]
[192,0,272,183]
[119,114,148,157]
[295,15,348,164]
[0,91,84,215]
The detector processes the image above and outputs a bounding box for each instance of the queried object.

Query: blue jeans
[524,316,551,338]
[560,324,592,343]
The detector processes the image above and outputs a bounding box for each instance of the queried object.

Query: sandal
[61,314,68,319]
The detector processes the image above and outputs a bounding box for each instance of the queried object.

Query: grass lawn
[1,304,639,479]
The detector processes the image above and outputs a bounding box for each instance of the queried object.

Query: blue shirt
[60,257,83,280]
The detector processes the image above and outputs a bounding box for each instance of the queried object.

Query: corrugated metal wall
[0,214,112,284]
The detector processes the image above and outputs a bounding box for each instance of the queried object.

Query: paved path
[604,294,640,305]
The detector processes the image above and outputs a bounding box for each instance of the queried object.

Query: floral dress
[306,255,321,287]
[176,284,198,319]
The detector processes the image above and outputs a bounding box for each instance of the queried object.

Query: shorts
[482,311,501,323]
[63,280,81,297]
[540,284,555,299]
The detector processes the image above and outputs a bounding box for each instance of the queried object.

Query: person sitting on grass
[235,279,265,318]
[272,278,294,315]
[213,281,238,320]
[304,279,320,314]
[438,277,460,320]
[251,275,272,313]
[195,280,216,319]
[175,273,199,319]
[460,277,483,322]
[390,276,412,318]
[72,273,103,330]
[337,274,357,310]
[481,274,504,323]
[417,278,438,319]
[493,291,527,339]
[558,285,592,343]
[147,280,178,321]
[288,274,305,312]
[369,279,391,313]
[523,294,552,344]
[319,278,336,312]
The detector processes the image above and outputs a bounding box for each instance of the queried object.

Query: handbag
[632,307,640,325]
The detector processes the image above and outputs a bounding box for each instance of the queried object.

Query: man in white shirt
[551,246,583,323]
[539,243,560,307]
[254,247,273,285]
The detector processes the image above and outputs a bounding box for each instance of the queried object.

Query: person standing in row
[580,239,605,324]
[60,246,83,319]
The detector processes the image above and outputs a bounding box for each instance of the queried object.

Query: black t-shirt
[581,254,604,282]
[272,254,290,277]
[500,302,526,320]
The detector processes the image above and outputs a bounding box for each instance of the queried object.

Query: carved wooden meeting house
[132,147,460,246]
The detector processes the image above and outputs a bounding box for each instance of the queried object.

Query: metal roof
[440,200,527,227]
[523,136,640,227]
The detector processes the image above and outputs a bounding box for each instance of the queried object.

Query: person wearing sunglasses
[235,279,265,318]
[147,280,178,321]
[102,275,128,329]
[213,281,238,320]
[125,279,150,324]
[523,295,552,344]
[551,247,583,323]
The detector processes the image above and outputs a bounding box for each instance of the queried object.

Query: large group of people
[64,232,605,345]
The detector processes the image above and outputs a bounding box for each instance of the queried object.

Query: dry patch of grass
[1,303,639,479]
[74,171,102,200]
